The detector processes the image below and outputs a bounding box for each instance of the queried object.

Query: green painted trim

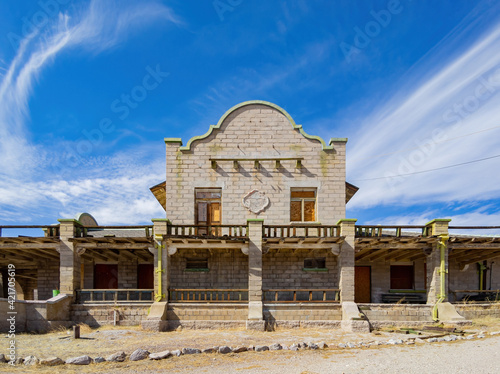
[389,289,427,294]
[247,219,265,222]
[178,100,334,151]
[151,218,171,223]
[57,219,82,225]
[302,268,328,272]
[329,138,348,144]
[184,268,209,272]
[164,138,183,144]
[336,218,358,225]
[425,219,452,226]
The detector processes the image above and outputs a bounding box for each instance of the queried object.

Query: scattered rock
[255,345,269,352]
[66,355,92,365]
[93,357,106,363]
[406,341,415,345]
[477,334,486,339]
[130,349,150,361]
[428,338,438,343]
[247,345,255,351]
[181,348,201,355]
[281,345,289,350]
[466,335,475,340]
[232,346,247,353]
[269,343,282,351]
[338,343,347,348]
[218,346,232,354]
[289,344,299,351]
[0,354,6,363]
[107,351,127,362]
[387,339,403,345]
[171,350,182,357]
[318,342,328,349]
[436,338,445,342]
[24,355,39,366]
[346,342,357,348]
[149,350,171,360]
[201,348,216,354]
[308,343,319,350]
[39,357,64,366]
[298,342,308,349]
[490,331,500,335]
[15,358,24,365]
[415,338,426,344]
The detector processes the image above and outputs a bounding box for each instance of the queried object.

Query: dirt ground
[3,317,500,373]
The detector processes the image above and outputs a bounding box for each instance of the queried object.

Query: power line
[352,154,500,182]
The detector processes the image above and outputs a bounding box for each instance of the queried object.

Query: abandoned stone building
[1,100,500,332]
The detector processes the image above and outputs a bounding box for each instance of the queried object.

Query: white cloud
[0,1,179,224]
[347,18,500,209]
[0,0,179,178]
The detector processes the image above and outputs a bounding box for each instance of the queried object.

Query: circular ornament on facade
[242,190,270,214]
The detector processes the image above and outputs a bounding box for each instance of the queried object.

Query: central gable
[179,100,332,152]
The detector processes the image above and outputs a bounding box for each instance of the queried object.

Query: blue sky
[0,0,500,231]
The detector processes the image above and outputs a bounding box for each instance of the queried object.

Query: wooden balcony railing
[355,225,429,238]
[76,289,154,303]
[263,289,340,303]
[0,225,60,238]
[167,225,248,238]
[263,225,339,238]
[77,225,153,238]
[169,289,248,302]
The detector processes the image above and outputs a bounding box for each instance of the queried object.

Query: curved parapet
[74,213,98,226]
[176,100,334,151]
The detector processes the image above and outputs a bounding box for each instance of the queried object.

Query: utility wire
[352,154,500,182]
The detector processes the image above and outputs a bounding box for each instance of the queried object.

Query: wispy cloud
[0,0,178,223]
[347,10,500,210]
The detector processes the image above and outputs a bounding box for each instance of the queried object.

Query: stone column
[142,218,169,331]
[58,219,80,298]
[425,219,451,304]
[247,219,265,330]
[337,219,357,302]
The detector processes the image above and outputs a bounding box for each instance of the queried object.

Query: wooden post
[73,325,80,339]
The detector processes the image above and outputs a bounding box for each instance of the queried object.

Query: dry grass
[471,315,500,329]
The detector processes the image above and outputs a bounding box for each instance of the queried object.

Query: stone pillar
[337,219,357,303]
[247,219,265,331]
[58,219,81,298]
[425,219,451,304]
[142,218,169,331]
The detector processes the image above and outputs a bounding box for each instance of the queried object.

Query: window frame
[185,258,209,272]
[303,257,328,272]
[290,188,317,222]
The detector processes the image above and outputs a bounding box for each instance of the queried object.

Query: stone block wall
[263,304,342,323]
[165,103,345,226]
[262,249,338,289]
[169,248,248,289]
[71,303,151,326]
[358,304,433,322]
[166,303,248,329]
[455,303,500,319]
[118,257,138,289]
[38,259,60,300]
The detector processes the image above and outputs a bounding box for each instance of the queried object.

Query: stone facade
[164,102,346,225]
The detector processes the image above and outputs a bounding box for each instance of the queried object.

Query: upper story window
[290,188,317,222]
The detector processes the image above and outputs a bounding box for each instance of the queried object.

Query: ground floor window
[303,257,326,270]
[185,258,209,271]
[390,265,414,289]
